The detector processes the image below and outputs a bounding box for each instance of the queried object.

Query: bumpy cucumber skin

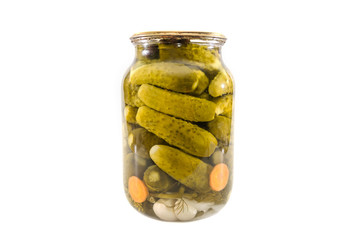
[213,94,233,118]
[207,116,231,144]
[136,106,217,157]
[138,84,216,122]
[128,127,165,159]
[150,145,213,193]
[124,105,138,124]
[123,73,144,107]
[130,62,206,93]
[208,70,233,97]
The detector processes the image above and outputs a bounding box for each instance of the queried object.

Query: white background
[0,0,361,239]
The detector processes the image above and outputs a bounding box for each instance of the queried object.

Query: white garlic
[174,198,197,221]
[153,199,177,221]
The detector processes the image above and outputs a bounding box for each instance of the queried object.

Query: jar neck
[130,32,226,63]
[133,40,223,63]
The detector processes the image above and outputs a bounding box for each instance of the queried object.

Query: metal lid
[130,31,227,44]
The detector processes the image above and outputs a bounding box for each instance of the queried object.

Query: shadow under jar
[122,31,234,222]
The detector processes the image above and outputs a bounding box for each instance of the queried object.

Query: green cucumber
[138,84,216,122]
[124,105,138,124]
[150,145,212,193]
[207,116,231,144]
[213,94,233,117]
[130,62,205,93]
[208,70,233,97]
[136,106,217,157]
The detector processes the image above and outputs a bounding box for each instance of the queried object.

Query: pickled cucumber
[130,62,206,93]
[159,43,222,79]
[195,62,222,81]
[124,105,138,124]
[138,84,216,122]
[136,106,217,157]
[207,116,231,144]
[150,145,213,193]
[128,128,166,159]
[143,165,176,192]
[123,73,144,107]
[159,43,220,66]
[208,70,233,97]
[213,94,233,118]
[191,73,209,95]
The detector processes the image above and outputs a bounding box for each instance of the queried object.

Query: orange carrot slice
[209,163,229,191]
[128,176,149,203]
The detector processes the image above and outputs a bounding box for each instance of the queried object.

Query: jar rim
[130,31,227,45]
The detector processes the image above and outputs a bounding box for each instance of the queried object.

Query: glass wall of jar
[122,31,234,222]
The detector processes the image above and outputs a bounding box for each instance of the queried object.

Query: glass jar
[122,31,234,222]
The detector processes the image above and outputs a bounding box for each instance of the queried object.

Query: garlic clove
[174,198,197,221]
[153,199,177,221]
